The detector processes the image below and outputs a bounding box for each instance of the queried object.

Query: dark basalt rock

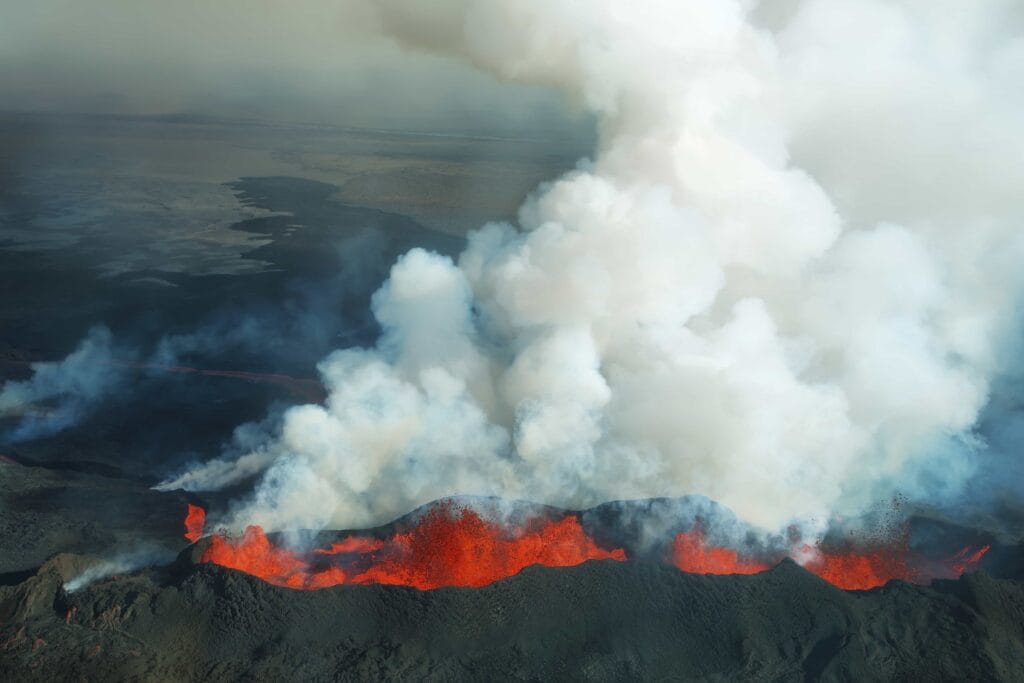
[2,550,1023,681]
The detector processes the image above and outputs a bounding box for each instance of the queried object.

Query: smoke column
[0,326,125,443]
[160,0,1024,536]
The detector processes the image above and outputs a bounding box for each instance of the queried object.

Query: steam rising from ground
[63,547,177,593]
[0,326,125,442]
[161,0,1024,535]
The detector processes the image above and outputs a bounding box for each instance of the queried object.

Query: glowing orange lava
[204,526,323,589]
[312,537,384,555]
[801,546,916,590]
[200,503,627,590]
[948,544,992,575]
[671,528,769,575]
[191,504,990,592]
[183,504,206,543]
[670,526,991,589]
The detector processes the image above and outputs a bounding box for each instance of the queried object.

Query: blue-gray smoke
[0,326,125,443]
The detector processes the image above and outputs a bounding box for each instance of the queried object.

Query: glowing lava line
[671,528,770,576]
[1,354,325,402]
[193,503,626,590]
[670,527,990,589]
[183,505,990,591]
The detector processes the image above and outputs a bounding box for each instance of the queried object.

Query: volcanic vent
[182,499,990,592]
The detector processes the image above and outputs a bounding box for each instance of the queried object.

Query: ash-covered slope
[3,549,1023,681]
[0,460,192,575]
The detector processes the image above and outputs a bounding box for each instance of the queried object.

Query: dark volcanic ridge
[3,541,1024,681]
[182,494,1018,590]
[2,495,1023,680]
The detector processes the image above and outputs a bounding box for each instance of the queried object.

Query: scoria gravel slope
[2,550,1023,681]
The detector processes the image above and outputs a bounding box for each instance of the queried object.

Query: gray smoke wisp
[0,326,126,443]
[151,229,392,373]
[63,547,177,593]
[160,0,1024,538]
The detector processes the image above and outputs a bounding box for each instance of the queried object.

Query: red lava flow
[184,505,990,591]
[191,502,626,590]
[0,353,325,403]
[671,528,770,576]
[670,525,990,590]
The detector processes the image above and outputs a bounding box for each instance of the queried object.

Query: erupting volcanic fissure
[188,503,626,590]
[182,504,990,592]
[670,526,990,590]
[671,528,770,576]
[798,542,920,591]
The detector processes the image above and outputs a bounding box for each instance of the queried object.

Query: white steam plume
[160,0,1024,534]
[0,326,125,443]
[63,547,177,593]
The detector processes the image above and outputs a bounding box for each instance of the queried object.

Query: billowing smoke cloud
[161,0,1024,535]
[0,326,126,442]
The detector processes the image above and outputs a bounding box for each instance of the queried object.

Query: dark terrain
[0,172,461,481]
[1,511,1023,681]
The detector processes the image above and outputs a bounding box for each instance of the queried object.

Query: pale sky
[0,0,590,137]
